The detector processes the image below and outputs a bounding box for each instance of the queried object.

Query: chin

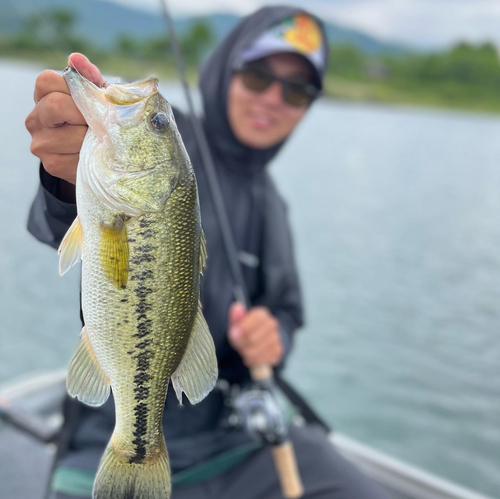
[236,130,283,150]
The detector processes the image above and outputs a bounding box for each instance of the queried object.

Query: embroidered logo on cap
[236,13,325,76]
[277,14,322,54]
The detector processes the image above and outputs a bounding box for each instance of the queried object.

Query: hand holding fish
[25,53,105,197]
[228,302,284,367]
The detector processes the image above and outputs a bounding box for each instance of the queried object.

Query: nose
[260,81,284,107]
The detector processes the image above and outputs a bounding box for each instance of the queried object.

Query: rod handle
[250,364,273,382]
[271,440,304,498]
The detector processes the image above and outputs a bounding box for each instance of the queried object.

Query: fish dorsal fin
[199,231,207,274]
[100,218,129,289]
[171,304,218,405]
[58,216,83,275]
[67,327,111,406]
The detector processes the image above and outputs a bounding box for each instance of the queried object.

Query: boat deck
[0,371,495,499]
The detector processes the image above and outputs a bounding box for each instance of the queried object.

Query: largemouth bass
[58,67,218,499]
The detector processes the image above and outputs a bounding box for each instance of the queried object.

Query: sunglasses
[233,61,320,108]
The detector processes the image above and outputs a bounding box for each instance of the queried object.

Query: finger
[33,125,88,155]
[228,324,244,349]
[241,321,277,349]
[243,334,283,366]
[37,92,86,128]
[229,302,247,327]
[243,346,282,367]
[68,53,107,87]
[228,302,247,347]
[34,70,70,103]
[239,307,270,335]
[41,153,79,184]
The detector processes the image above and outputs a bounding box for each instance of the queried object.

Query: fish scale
[58,67,218,499]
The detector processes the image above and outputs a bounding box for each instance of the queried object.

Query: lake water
[1,59,499,497]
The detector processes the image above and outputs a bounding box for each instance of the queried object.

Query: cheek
[227,78,249,134]
[275,108,306,138]
[226,76,307,148]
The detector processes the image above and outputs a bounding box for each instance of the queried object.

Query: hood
[198,5,329,176]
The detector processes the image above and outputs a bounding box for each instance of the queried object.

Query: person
[26,6,391,499]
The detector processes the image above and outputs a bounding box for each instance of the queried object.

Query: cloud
[319,0,500,48]
[103,0,500,48]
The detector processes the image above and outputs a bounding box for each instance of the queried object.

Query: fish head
[63,67,189,213]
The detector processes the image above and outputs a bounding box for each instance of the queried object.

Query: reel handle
[250,364,273,382]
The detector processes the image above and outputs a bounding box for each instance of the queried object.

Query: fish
[58,66,218,499]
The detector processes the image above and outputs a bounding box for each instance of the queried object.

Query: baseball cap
[237,13,327,87]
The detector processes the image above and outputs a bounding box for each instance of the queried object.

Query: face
[227,53,315,149]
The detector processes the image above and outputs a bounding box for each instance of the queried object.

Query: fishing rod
[159,0,247,307]
[159,1,306,497]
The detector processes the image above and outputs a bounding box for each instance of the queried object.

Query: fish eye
[150,112,170,131]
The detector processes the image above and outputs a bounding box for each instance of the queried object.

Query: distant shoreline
[4,52,500,116]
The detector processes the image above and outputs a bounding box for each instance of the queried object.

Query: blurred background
[1,0,500,497]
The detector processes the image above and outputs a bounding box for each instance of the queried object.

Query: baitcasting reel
[219,378,287,445]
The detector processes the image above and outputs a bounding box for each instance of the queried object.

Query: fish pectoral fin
[171,304,218,405]
[99,218,129,289]
[199,230,207,274]
[67,327,111,406]
[58,216,83,276]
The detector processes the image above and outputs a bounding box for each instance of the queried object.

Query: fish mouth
[63,67,160,135]
[62,66,106,94]
[63,66,110,135]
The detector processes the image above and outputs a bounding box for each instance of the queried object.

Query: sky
[106,0,500,49]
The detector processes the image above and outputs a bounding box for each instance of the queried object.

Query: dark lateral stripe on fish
[135,302,152,315]
[129,235,157,464]
[134,319,153,338]
[139,229,154,238]
[130,269,154,281]
[135,284,153,300]
[130,253,156,265]
[130,401,148,463]
[133,385,150,400]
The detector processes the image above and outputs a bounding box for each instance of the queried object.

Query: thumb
[228,302,246,347]
[68,53,107,87]
[229,302,246,327]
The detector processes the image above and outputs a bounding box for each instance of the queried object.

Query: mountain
[0,0,411,55]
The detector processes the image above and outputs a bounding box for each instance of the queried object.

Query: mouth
[248,110,277,131]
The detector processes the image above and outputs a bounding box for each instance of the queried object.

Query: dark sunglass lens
[284,82,317,107]
[284,82,315,107]
[241,68,273,92]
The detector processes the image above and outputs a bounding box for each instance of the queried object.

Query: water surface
[1,60,499,497]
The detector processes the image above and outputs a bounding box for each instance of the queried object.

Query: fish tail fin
[93,434,170,499]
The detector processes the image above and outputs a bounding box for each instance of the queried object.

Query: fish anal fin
[172,305,218,405]
[99,217,129,289]
[58,216,83,276]
[67,327,111,406]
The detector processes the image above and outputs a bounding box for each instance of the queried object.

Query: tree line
[2,8,499,110]
[0,8,213,65]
